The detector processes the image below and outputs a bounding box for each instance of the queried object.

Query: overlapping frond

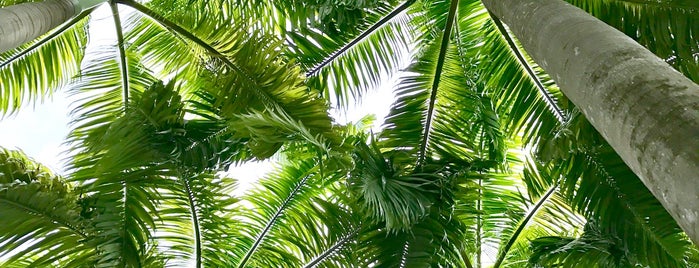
[118,0,340,158]
[71,79,248,266]
[535,112,699,267]
[155,172,239,267]
[69,82,176,266]
[219,0,411,107]
[529,220,641,267]
[0,148,96,267]
[297,2,413,107]
[294,198,360,268]
[349,141,439,232]
[354,201,469,268]
[457,2,564,145]
[566,0,699,83]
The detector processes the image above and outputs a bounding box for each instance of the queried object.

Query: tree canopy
[0,0,697,267]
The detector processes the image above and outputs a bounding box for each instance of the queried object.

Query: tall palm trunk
[481,0,699,245]
[0,0,105,53]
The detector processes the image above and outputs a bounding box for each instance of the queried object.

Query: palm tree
[0,0,697,267]
[481,0,699,245]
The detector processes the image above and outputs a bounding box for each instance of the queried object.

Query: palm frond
[566,0,699,83]
[155,172,239,267]
[303,0,413,76]
[488,13,567,122]
[0,148,96,267]
[453,1,564,145]
[120,0,340,158]
[494,159,588,266]
[231,157,325,267]
[275,189,361,268]
[0,13,89,115]
[68,82,178,266]
[301,226,360,268]
[417,0,460,165]
[298,1,413,107]
[67,48,156,152]
[529,220,655,267]
[537,112,698,267]
[492,182,558,267]
[350,140,446,232]
[110,2,130,105]
[354,188,469,267]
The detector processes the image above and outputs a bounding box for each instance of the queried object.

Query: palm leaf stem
[181,176,202,268]
[305,0,416,77]
[110,1,129,106]
[464,254,474,268]
[399,241,411,268]
[237,174,313,268]
[416,0,460,167]
[120,183,133,266]
[487,12,566,123]
[0,7,95,69]
[0,199,88,238]
[118,0,292,120]
[492,183,558,268]
[116,0,255,84]
[301,227,360,268]
[476,176,482,268]
[110,6,135,263]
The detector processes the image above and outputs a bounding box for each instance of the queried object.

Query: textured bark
[0,0,76,53]
[481,0,699,245]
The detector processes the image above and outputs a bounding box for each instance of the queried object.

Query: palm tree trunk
[0,0,105,53]
[481,0,699,245]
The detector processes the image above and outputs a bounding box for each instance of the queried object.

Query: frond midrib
[0,198,88,238]
[110,2,129,107]
[488,13,567,123]
[417,0,461,166]
[305,0,417,77]
[492,183,558,267]
[237,173,314,268]
[181,176,202,268]
[302,228,359,268]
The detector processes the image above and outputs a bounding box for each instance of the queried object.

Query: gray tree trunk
[481,0,699,245]
[0,0,77,54]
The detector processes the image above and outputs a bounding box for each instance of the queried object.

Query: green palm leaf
[231,157,324,267]
[0,148,96,267]
[155,172,239,267]
[68,81,178,266]
[566,0,699,83]
[297,1,413,107]
[120,0,340,158]
[536,112,698,267]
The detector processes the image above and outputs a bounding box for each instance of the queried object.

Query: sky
[0,4,396,188]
